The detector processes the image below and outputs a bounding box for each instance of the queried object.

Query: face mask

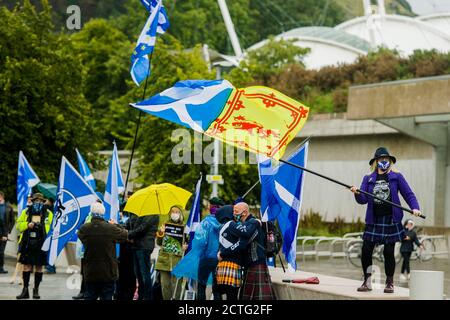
[210,205,219,215]
[234,214,242,222]
[377,160,390,171]
[31,202,44,215]
[171,213,181,222]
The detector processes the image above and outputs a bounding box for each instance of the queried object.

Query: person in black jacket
[78,202,128,300]
[215,205,254,300]
[399,219,423,281]
[128,213,160,300]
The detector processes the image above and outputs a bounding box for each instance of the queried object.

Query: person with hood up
[155,205,187,300]
[171,197,225,300]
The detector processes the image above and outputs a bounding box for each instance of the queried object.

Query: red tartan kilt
[241,263,276,300]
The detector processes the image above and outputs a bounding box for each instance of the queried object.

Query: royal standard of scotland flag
[75,148,96,191]
[258,142,309,271]
[104,142,124,222]
[131,80,309,160]
[42,157,99,266]
[17,151,40,216]
[184,175,202,254]
[131,0,169,86]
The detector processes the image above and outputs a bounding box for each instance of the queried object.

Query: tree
[226,37,310,87]
[0,0,101,199]
[71,18,134,148]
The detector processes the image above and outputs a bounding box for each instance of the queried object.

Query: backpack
[262,221,282,258]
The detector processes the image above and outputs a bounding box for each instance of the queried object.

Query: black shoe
[33,288,40,299]
[384,277,394,293]
[16,287,30,299]
[0,269,8,274]
[72,292,85,300]
[357,278,372,292]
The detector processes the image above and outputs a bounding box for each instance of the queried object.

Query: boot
[384,276,394,293]
[17,271,31,299]
[33,288,40,299]
[72,292,85,300]
[16,287,29,299]
[33,272,43,299]
[357,275,372,292]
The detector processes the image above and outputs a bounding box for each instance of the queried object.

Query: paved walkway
[1,256,448,300]
[0,258,78,300]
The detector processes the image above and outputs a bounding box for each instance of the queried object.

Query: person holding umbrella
[124,183,192,300]
[350,147,422,294]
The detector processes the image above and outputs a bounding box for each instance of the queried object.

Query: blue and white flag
[16,151,40,216]
[131,0,169,86]
[140,0,170,33]
[75,148,96,191]
[131,80,234,132]
[42,157,99,266]
[258,142,309,272]
[104,142,124,222]
[184,175,202,254]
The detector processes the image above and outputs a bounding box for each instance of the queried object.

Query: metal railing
[296,232,449,262]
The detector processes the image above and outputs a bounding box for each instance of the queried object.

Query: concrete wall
[347,75,450,119]
[293,115,436,226]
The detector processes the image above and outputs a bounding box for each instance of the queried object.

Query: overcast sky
[407,0,450,15]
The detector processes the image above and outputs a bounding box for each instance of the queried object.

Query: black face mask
[31,202,45,215]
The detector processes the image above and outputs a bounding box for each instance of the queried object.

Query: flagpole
[123,52,154,202]
[240,136,312,200]
[278,159,427,219]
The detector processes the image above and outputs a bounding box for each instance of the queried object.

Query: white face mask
[171,213,181,222]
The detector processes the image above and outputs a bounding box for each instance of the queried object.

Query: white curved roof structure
[247,27,371,70]
[416,13,450,37]
[336,14,450,55]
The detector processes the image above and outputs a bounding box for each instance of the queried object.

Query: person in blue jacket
[171,197,224,300]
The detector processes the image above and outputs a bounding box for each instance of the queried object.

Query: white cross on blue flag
[184,174,202,254]
[258,142,309,272]
[75,148,96,191]
[16,151,40,216]
[42,157,99,266]
[130,0,170,86]
[104,142,124,222]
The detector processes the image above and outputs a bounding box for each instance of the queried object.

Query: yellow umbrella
[124,183,192,217]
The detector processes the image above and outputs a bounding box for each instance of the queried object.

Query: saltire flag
[104,141,124,222]
[184,175,202,254]
[131,0,169,86]
[75,148,96,191]
[258,141,309,271]
[130,80,309,160]
[17,151,40,216]
[42,157,99,266]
